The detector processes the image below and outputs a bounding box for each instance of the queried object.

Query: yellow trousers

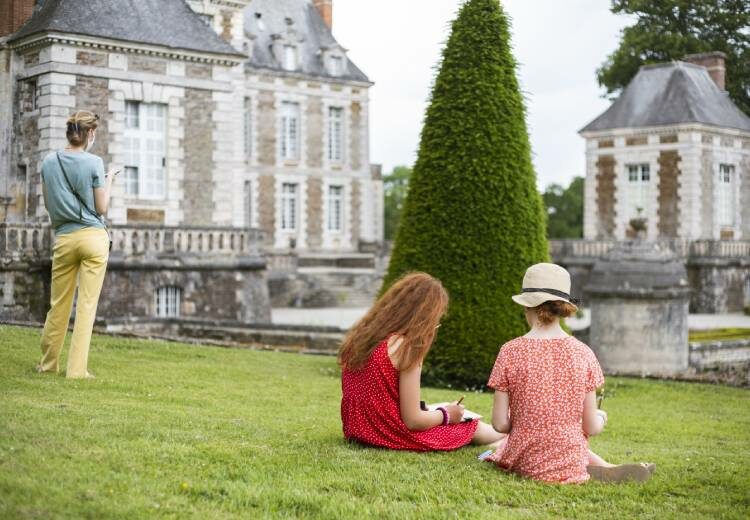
[39,227,109,378]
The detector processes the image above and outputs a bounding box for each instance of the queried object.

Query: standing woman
[37,110,117,379]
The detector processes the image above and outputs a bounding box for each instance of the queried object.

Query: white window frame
[326,185,344,232]
[717,163,736,227]
[330,55,343,76]
[155,286,181,318]
[626,163,650,220]
[280,101,300,161]
[283,45,297,71]
[281,182,298,231]
[327,106,344,163]
[123,100,167,200]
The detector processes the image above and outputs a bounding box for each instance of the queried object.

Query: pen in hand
[456,395,465,406]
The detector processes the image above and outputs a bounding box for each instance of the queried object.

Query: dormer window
[283,45,297,71]
[330,55,343,76]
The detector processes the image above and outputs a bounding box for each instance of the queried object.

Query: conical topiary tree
[382,0,549,389]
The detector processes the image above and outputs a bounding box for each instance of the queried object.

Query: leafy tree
[543,176,584,239]
[383,166,412,240]
[597,0,750,115]
[382,0,548,389]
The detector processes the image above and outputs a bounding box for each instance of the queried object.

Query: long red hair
[338,272,449,371]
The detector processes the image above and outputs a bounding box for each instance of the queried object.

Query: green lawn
[1,325,749,519]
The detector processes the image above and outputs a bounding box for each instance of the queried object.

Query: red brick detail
[595,155,617,238]
[657,150,681,238]
[0,0,35,38]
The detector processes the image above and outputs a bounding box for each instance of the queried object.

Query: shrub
[381,0,548,388]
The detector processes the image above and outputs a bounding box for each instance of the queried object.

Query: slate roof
[581,61,750,133]
[244,0,370,83]
[8,0,243,58]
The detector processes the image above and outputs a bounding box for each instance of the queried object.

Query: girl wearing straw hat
[481,263,654,483]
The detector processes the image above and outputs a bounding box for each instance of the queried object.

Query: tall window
[244,97,253,160]
[155,286,181,318]
[327,185,343,232]
[627,163,650,219]
[718,164,736,226]
[328,107,343,163]
[280,101,300,161]
[281,183,298,231]
[123,101,166,199]
[283,45,297,71]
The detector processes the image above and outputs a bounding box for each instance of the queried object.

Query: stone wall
[349,101,362,170]
[76,50,107,67]
[306,97,323,168]
[182,88,214,225]
[742,154,750,239]
[657,150,681,238]
[128,55,168,75]
[350,179,361,245]
[688,262,749,313]
[256,90,276,166]
[306,177,323,249]
[74,76,111,163]
[595,155,616,237]
[700,149,715,238]
[258,175,275,246]
[99,264,270,323]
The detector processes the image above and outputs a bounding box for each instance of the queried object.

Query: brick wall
[657,150,681,238]
[74,76,112,164]
[182,88,214,225]
[351,179,361,246]
[349,101,362,170]
[76,51,107,67]
[700,150,714,237]
[186,63,212,79]
[595,155,617,238]
[306,177,323,249]
[256,90,276,166]
[306,97,323,168]
[128,56,167,75]
[258,175,275,246]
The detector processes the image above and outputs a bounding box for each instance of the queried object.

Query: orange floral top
[486,336,604,483]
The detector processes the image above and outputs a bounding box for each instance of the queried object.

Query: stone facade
[583,129,749,240]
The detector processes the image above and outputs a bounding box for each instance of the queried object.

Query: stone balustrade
[549,239,750,260]
[0,223,265,259]
[0,223,53,260]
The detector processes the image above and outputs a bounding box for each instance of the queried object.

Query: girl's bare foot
[587,463,654,483]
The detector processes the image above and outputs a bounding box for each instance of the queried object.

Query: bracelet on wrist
[436,406,449,426]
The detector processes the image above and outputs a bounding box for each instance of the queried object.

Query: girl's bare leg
[471,421,506,447]
[588,449,615,468]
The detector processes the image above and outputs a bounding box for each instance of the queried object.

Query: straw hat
[511,263,578,310]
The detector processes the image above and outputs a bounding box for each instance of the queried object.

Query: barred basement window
[155,286,181,318]
[718,164,736,226]
[327,185,343,232]
[328,107,343,163]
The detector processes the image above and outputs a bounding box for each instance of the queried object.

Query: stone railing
[0,223,265,259]
[0,223,53,260]
[550,239,750,260]
[110,225,265,257]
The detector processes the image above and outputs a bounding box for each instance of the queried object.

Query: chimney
[683,51,727,91]
[313,0,332,30]
[0,0,36,38]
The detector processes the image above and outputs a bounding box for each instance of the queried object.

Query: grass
[688,328,750,343]
[1,325,749,519]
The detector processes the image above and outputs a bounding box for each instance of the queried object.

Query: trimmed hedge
[382,0,549,389]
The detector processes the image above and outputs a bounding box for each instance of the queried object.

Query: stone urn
[585,240,690,375]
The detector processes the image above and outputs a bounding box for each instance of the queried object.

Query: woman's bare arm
[582,390,606,436]
[93,170,117,214]
[392,337,463,430]
[492,391,511,433]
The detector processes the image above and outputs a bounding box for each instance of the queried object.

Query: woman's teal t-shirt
[41,150,105,235]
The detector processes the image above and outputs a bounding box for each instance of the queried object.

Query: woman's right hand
[596,409,608,428]
[445,403,465,424]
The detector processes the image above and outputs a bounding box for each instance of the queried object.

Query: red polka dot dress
[341,338,478,451]
[486,336,604,483]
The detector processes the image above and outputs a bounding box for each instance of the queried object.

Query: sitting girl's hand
[445,403,465,424]
[596,409,608,427]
